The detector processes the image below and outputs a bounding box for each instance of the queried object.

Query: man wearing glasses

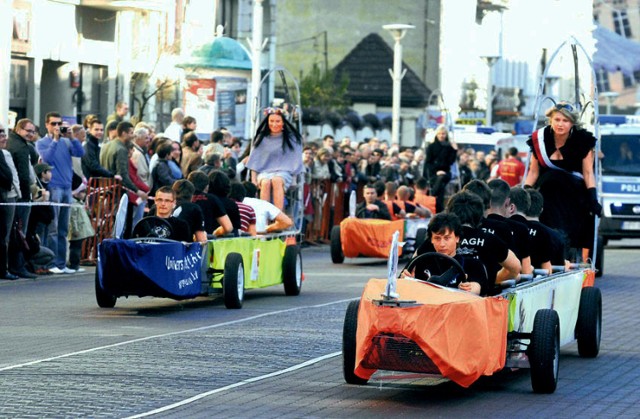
[36,112,85,274]
[6,118,39,278]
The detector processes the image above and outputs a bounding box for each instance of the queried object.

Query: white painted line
[0,299,355,372]
[124,351,343,418]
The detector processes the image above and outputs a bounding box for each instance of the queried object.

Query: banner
[98,239,204,299]
[340,218,405,258]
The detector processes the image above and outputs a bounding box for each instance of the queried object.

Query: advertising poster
[215,77,248,139]
[184,78,216,138]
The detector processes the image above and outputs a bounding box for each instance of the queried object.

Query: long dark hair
[252,108,302,152]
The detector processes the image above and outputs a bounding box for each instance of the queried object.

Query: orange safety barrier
[81,177,123,264]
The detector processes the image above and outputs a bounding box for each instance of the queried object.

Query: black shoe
[10,269,38,279]
[1,272,20,280]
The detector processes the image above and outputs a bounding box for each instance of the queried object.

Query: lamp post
[249,0,268,136]
[601,91,619,115]
[383,24,414,145]
[480,55,500,128]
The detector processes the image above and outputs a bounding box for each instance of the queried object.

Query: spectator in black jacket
[150,141,177,195]
[7,119,37,234]
[81,119,118,180]
[423,125,457,212]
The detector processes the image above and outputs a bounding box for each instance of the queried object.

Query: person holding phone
[35,112,85,274]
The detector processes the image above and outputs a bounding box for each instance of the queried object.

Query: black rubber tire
[330,226,344,264]
[576,287,602,358]
[283,245,302,296]
[223,253,244,309]
[343,300,368,385]
[414,227,427,251]
[529,309,560,394]
[95,269,116,308]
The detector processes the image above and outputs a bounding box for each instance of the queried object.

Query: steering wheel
[404,252,466,288]
[132,216,174,239]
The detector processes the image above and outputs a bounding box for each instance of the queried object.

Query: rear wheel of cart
[283,245,302,296]
[95,270,116,308]
[576,286,602,358]
[529,309,560,394]
[343,300,368,385]
[414,228,427,251]
[330,226,344,264]
[223,253,244,309]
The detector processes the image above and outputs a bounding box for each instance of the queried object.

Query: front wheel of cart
[283,245,302,296]
[343,300,368,385]
[576,287,602,358]
[330,226,344,264]
[223,253,244,309]
[529,309,560,394]
[95,270,116,308]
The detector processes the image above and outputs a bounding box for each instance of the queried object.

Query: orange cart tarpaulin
[355,278,509,387]
[341,218,405,258]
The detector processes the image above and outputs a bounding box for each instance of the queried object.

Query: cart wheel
[223,253,244,309]
[343,300,368,385]
[576,287,602,358]
[330,226,344,264]
[529,309,560,394]
[282,245,302,296]
[95,269,116,308]
[414,228,427,251]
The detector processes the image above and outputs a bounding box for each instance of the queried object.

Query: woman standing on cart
[524,102,601,261]
[246,107,303,211]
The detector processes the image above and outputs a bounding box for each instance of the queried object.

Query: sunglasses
[49,121,62,126]
[555,103,574,112]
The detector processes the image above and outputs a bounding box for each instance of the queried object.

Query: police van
[598,116,640,249]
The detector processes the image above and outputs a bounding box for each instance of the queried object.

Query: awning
[593,25,640,75]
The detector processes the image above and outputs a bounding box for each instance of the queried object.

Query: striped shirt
[236,201,256,232]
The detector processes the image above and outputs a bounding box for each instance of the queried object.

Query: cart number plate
[622,221,640,230]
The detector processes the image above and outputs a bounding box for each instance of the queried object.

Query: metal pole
[250,0,265,136]
[383,24,414,146]
[391,38,402,145]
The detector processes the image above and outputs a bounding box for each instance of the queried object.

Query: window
[596,68,610,93]
[612,9,632,38]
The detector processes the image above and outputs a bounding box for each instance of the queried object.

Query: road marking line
[124,351,342,418]
[0,299,355,372]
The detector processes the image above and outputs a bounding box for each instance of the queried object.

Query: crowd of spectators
[0,105,531,281]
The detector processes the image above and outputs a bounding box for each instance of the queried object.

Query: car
[95,216,303,309]
[342,247,601,393]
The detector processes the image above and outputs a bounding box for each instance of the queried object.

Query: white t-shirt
[163,122,183,143]
[243,197,281,232]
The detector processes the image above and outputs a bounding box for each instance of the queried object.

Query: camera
[60,126,68,135]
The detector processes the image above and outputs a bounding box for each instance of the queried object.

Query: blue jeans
[47,187,72,269]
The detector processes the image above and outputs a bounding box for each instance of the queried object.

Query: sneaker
[62,267,76,274]
[74,267,86,273]
[49,267,65,274]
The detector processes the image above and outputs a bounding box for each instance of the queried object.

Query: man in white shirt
[241,181,292,234]
[163,108,185,143]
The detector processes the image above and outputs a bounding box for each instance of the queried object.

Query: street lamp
[480,55,500,128]
[600,91,619,115]
[383,23,414,145]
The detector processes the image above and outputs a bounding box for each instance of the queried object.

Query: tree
[299,65,349,113]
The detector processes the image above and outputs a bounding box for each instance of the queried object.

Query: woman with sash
[525,102,601,261]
